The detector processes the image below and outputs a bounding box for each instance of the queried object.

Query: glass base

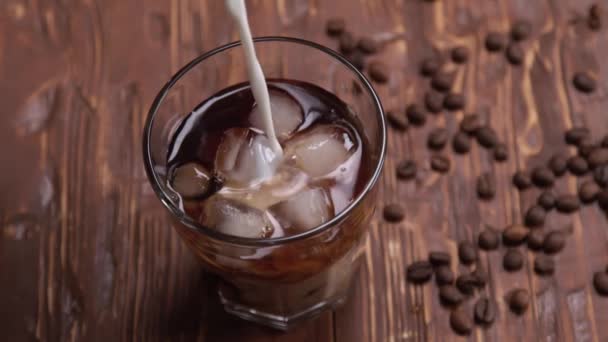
[218,290,348,331]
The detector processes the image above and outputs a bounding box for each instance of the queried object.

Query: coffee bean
[346,52,365,71]
[588,16,602,31]
[511,20,532,41]
[598,189,608,210]
[587,148,608,168]
[458,241,478,265]
[431,72,454,92]
[525,205,546,227]
[508,289,530,314]
[578,138,597,158]
[573,72,597,93]
[579,181,601,203]
[406,104,427,126]
[386,110,409,131]
[506,43,524,65]
[406,261,433,284]
[537,191,556,210]
[471,267,488,288]
[568,156,589,176]
[485,32,506,52]
[594,165,608,187]
[534,255,555,276]
[424,91,444,113]
[429,251,451,266]
[368,61,389,83]
[460,114,481,135]
[493,143,508,162]
[450,308,473,336]
[326,17,346,36]
[420,57,441,77]
[503,249,524,272]
[478,229,500,250]
[549,154,568,176]
[396,160,417,180]
[358,36,379,54]
[427,128,449,150]
[476,126,498,148]
[474,297,496,326]
[451,46,469,64]
[384,203,405,222]
[452,131,471,154]
[590,3,603,19]
[440,285,465,306]
[565,127,590,145]
[443,93,466,111]
[527,230,545,251]
[431,155,451,173]
[503,224,529,246]
[513,171,532,190]
[532,166,555,188]
[456,274,477,295]
[338,31,357,53]
[593,272,608,296]
[543,231,566,254]
[435,266,455,285]
[477,173,496,200]
[555,194,580,213]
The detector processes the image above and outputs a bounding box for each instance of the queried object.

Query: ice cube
[215,128,280,186]
[269,187,335,232]
[250,90,303,141]
[285,125,355,177]
[169,162,212,198]
[202,196,275,238]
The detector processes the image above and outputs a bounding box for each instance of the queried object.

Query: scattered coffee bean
[384,203,405,222]
[406,261,434,284]
[326,17,346,36]
[460,114,481,135]
[424,91,444,113]
[420,57,441,77]
[386,110,409,131]
[555,194,580,213]
[476,126,498,148]
[450,308,473,336]
[527,230,545,251]
[478,229,500,250]
[598,189,608,210]
[506,43,524,65]
[358,36,379,54]
[587,148,608,168]
[594,165,608,187]
[508,288,530,314]
[531,166,555,188]
[428,128,449,150]
[406,104,427,126]
[511,20,532,41]
[435,266,455,285]
[338,31,357,53]
[493,143,508,162]
[396,160,417,180]
[593,271,608,296]
[579,181,601,203]
[451,46,469,64]
[503,224,529,246]
[537,191,556,210]
[485,32,506,52]
[565,127,590,146]
[440,285,465,306]
[471,267,488,288]
[572,72,597,93]
[458,241,478,265]
[534,255,555,276]
[368,61,389,83]
[474,297,496,326]
[429,251,451,266]
[431,72,454,92]
[456,274,477,295]
[477,173,496,200]
[513,171,532,190]
[525,205,546,227]
[452,131,471,154]
[443,93,466,111]
[549,154,568,176]
[543,231,566,254]
[578,138,597,158]
[503,249,524,272]
[346,52,365,71]
[568,156,589,176]
[590,3,603,20]
[431,155,451,173]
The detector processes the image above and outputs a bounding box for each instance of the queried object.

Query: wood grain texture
[1,0,607,341]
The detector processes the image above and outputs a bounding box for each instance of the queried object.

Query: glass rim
[142,36,387,247]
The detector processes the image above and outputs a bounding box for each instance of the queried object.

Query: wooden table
[2,0,608,340]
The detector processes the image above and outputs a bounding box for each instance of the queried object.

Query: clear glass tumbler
[143,37,386,330]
